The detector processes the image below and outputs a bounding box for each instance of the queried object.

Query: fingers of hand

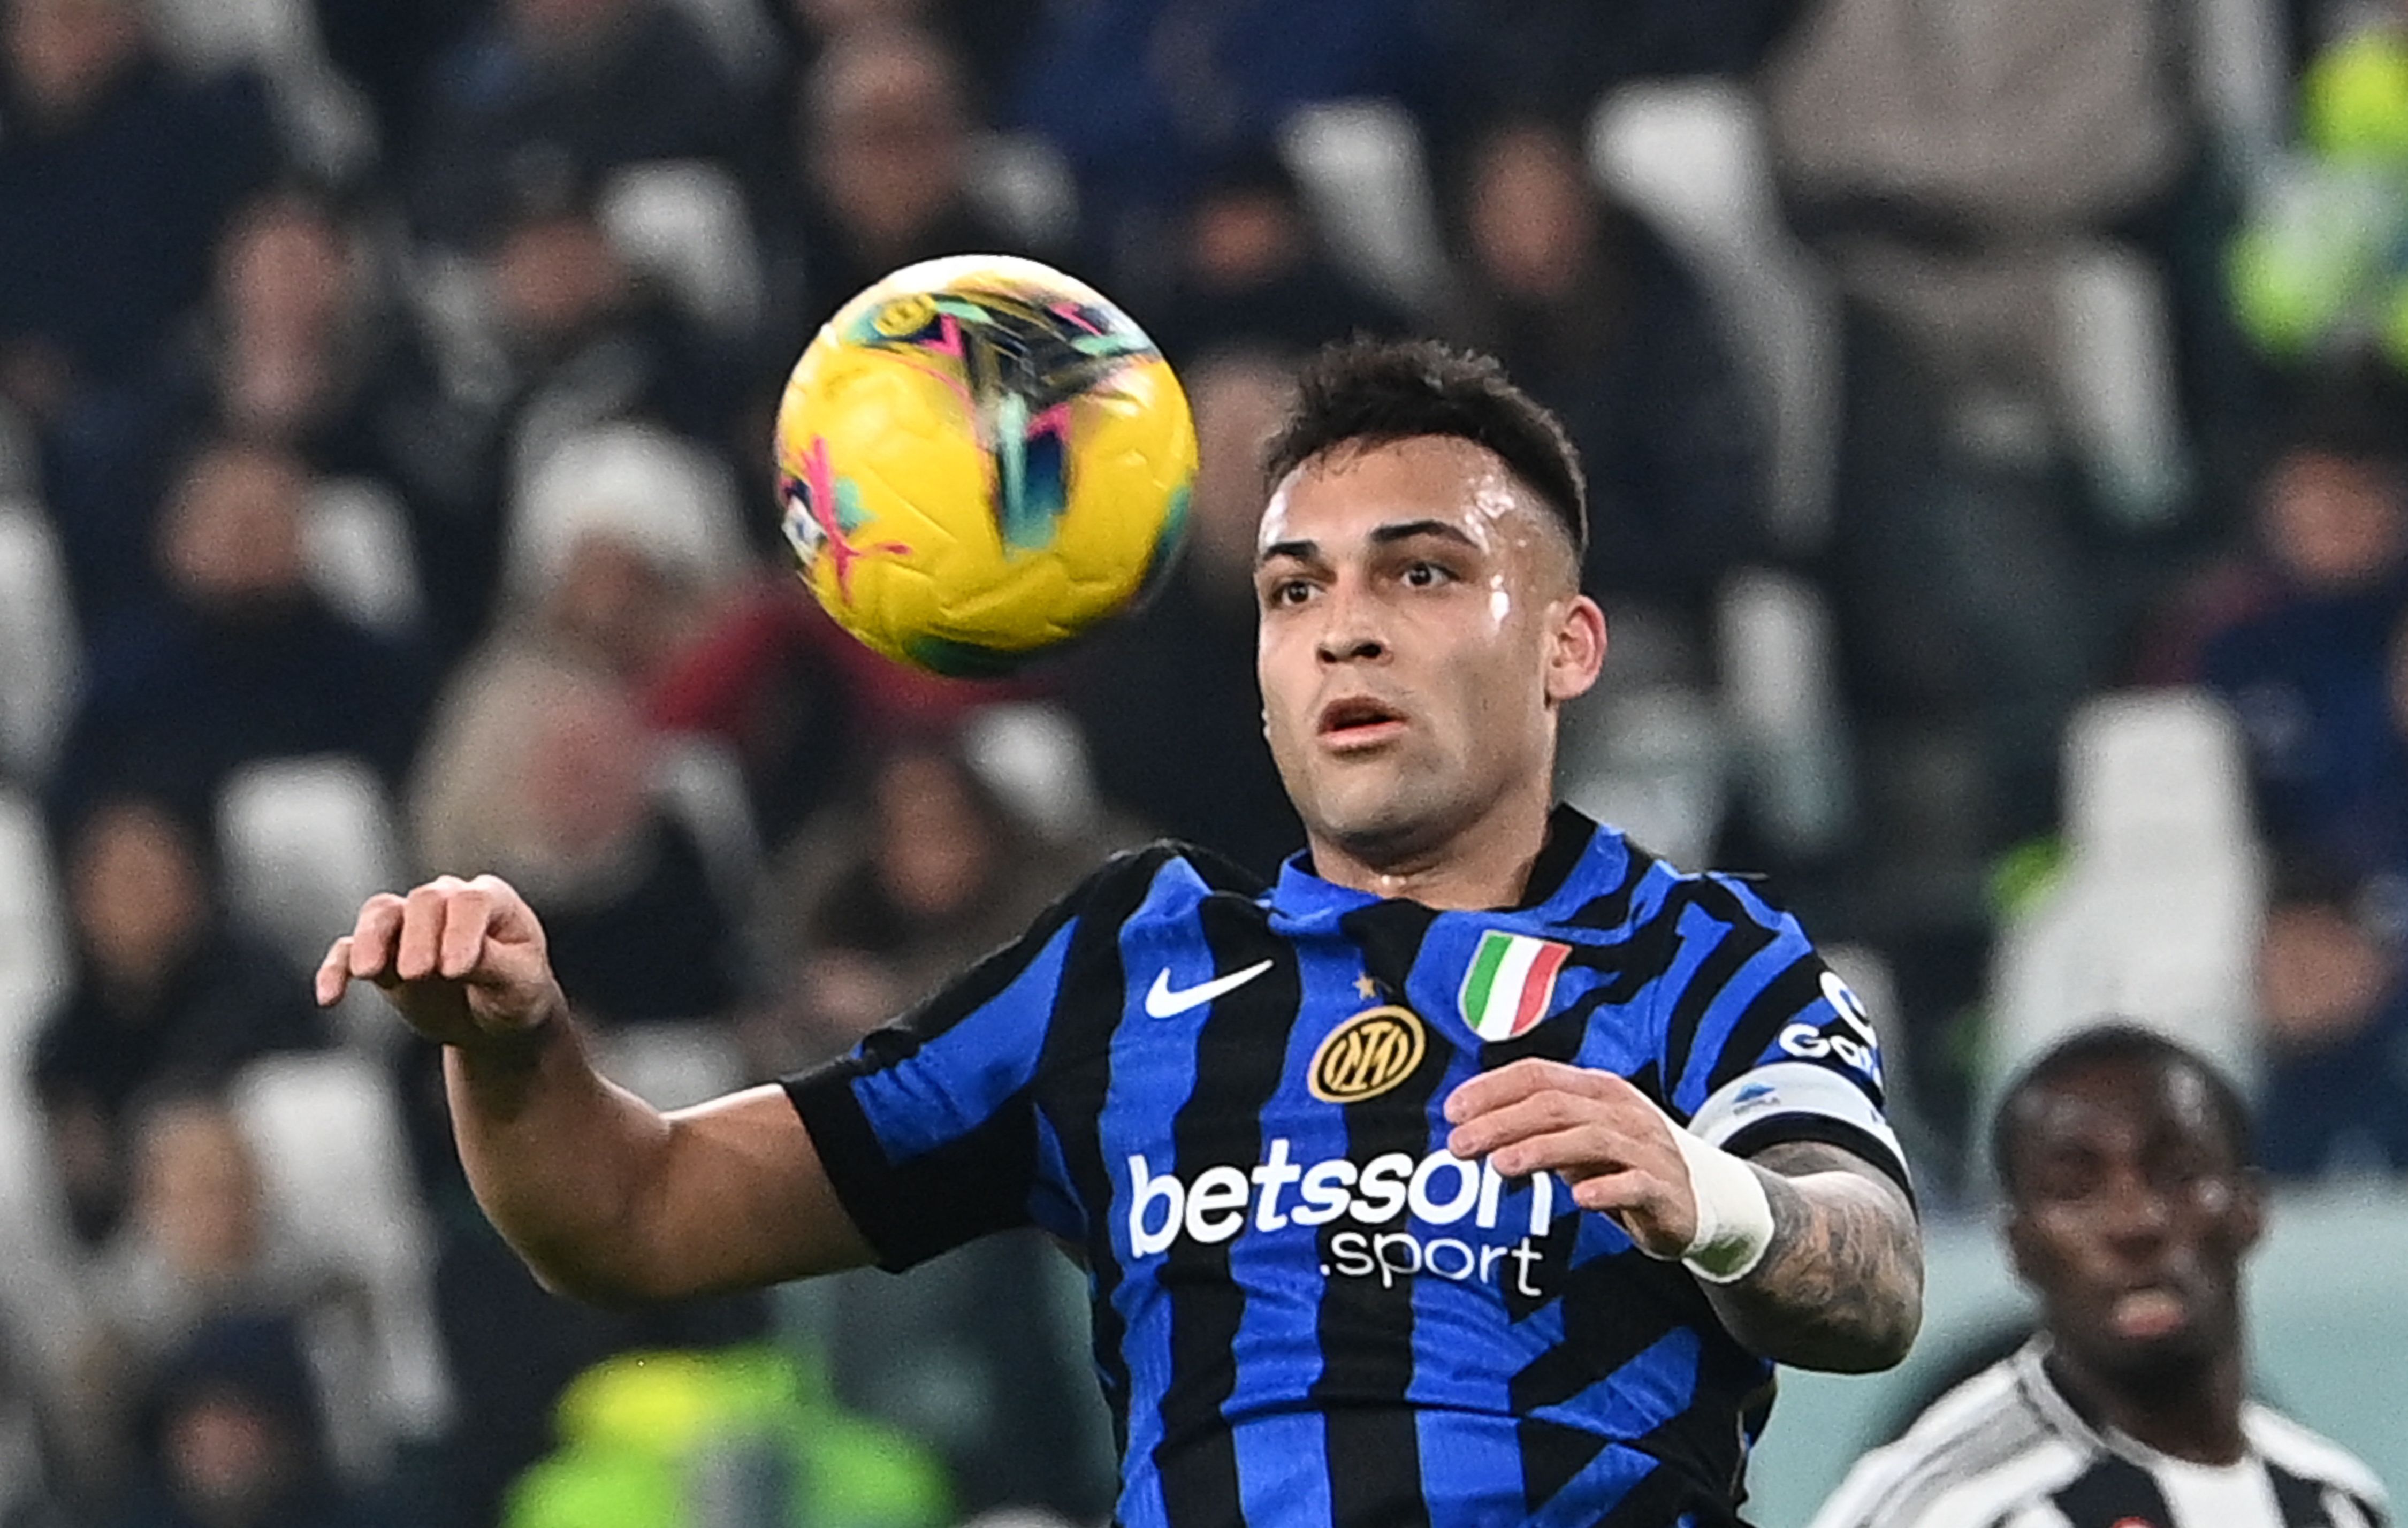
[1443,1057,1631,1124]
[345,893,407,985]
[314,936,353,1007]
[393,880,462,983]
[438,883,494,981]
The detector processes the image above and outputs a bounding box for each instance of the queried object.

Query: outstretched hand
[316,874,567,1049]
[1443,1058,1701,1259]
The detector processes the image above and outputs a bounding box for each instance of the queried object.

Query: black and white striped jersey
[1808,1340,2388,1528]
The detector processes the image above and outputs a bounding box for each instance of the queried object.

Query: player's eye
[1264,577,1316,607]
[1401,560,1454,589]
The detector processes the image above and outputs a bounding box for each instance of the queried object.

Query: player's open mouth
[2108,1284,2190,1340]
[1318,696,1407,748]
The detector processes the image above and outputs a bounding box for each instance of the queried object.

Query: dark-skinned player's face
[1253,436,1603,867]
[2003,1058,2264,1384]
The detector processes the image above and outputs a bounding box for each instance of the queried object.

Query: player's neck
[1306,791,1555,911]
[2045,1344,2249,1465]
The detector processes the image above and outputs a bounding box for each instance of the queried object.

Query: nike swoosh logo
[1144,959,1275,1018]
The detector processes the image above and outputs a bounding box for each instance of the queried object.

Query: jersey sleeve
[782,849,1164,1271]
[1653,873,1912,1198]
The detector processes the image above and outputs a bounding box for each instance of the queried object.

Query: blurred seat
[1717,567,1851,861]
[1588,80,1840,551]
[1985,689,2266,1116]
[143,0,373,176]
[216,757,405,1046]
[654,733,763,920]
[1278,98,1451,319]
[0,502,79,783]
[598,160,766,335]
[302,476,425,638]
[590,1021,749,1111]
[969,131,1083,254]
[229,1049,453,1472]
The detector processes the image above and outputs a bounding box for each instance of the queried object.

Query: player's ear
[2228,1166,2268,1253]
[1544,593,1606,705]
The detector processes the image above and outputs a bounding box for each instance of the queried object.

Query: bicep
[636,1084,877,1296]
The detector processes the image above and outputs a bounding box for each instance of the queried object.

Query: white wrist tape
[1665,1125,1775,1284]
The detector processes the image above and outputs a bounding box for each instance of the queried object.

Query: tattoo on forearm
[1700,1140,1923,1373]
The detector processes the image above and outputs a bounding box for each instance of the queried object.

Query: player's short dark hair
[1991,1023,2254,1198]
[1262,337,1588,557]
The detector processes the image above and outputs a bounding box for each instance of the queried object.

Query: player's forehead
[1255,435,1556,562]
[2014,1058,2227,1164]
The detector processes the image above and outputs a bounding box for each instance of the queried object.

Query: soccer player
[319,340,1923,1525]
[1809,1025,2388,1528]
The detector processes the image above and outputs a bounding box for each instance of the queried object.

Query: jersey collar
[1269,804,1606,920]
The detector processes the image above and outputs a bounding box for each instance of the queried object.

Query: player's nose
[1314,577,1390,664]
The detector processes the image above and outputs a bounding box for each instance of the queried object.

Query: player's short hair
[1263,337,1588,558]
[1991,1023,2254,1198]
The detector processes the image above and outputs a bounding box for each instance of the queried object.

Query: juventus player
[319,339,1923,1526]
[1811,1026,2387,1528]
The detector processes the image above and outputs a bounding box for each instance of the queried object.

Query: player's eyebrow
[1366,519,1479,551]
[1259,520,1480,568]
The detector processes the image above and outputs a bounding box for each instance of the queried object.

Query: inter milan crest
[1309,1007,1427,1103]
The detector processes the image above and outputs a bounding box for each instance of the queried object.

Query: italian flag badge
[1459,931,1573,1041]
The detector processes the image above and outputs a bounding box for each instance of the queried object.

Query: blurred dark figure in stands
[471,173,749,467]
[1142,147,1408,365]
[757,22,1022,367]
[0,0,276,421]
[2197,406,2407,876]
[406,0,740,253]
[72,1097,368,1516]
[1443,0,1810,128]
[1064,347,1302,878]
[308,0,481,169]
[47,186,474,645]
[1007,0,1453,276]
[2252,869,2408,1175]
[753,730,1118,1518]
[112,1315,375,1528]
[55,440,431,820]
[412,651,745,1030]
[1455,117,1764,673]
[751,731,1094,1072]
[31,798,323,1252]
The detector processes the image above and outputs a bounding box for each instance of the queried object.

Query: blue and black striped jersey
[786,806,1911,1528]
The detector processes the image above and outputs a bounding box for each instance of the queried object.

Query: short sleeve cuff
[1686,1061,1915,1204]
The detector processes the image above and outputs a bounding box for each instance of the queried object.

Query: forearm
[443,1012,682,1305]
[1701,1143,1923,1372]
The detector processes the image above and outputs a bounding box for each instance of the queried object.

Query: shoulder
[1811,1353,2076,1528]
[2245,1404,2390,1508]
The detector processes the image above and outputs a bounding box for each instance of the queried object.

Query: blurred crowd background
[0,0,2406,1523]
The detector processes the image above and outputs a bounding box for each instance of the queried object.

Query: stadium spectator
[751,731,1095,1072]
[2199,415,2408,877]
[0,0,277,419]
[1438,0,1811,128]
[54,439,433,819]
[71,1098,369,1514]
[2253,880,2408,1175]
[45,186,473,644]
[1140,147,1409,365]
[1062,347,1304,877]
[411,650,746,1030]
[1007,0,1454,272]
[405,0,742,254]
[31,797,324,1252]
[1453,116,1763,650]
[111,1314,375,1528]
[459,178,751,493]
[641,575,1015,849]
[1809,1026,2387,1527]
[756,22,1023,369]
